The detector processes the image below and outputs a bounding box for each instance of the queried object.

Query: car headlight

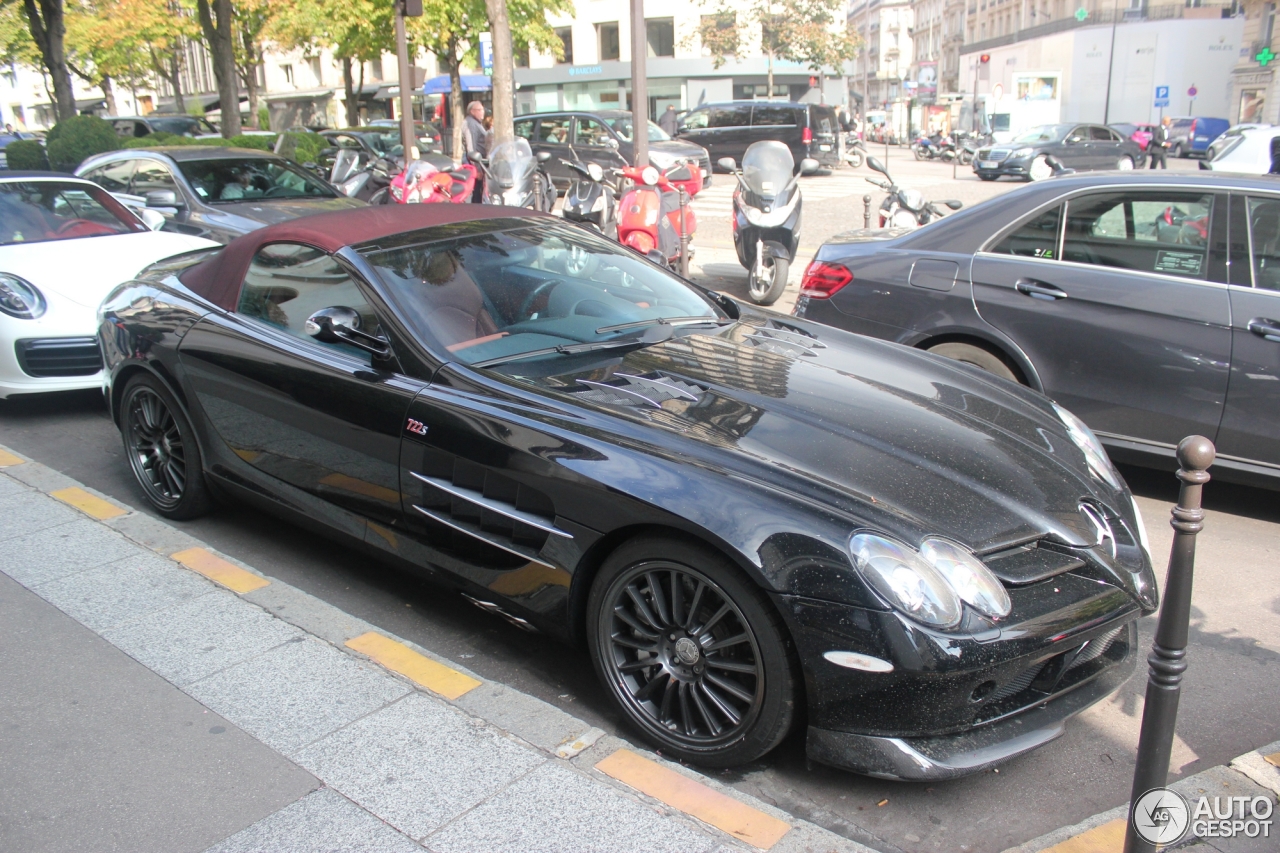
[744,205,763,226]
[591,194,606,213]
[503,187,524,205]
[919,538,1011,619]
[850,533,962,629]
[1011,147,1033,159]
[1052,401,1124,491]
[1129,494,1152,559]
[0,273,46,319]
[899,188,924,211]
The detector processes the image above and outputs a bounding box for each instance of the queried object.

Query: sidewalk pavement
[2,442,1276,853]
[0,445,876,853]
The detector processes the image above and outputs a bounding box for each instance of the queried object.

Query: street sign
[1155,85,1170,108]
[1074,7,1088,21]
[1187,85,1198,97]
[479,32,493,76]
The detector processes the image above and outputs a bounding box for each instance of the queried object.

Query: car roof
[178,205,553,311]
[0,171,97,183]
[98,146,283,162]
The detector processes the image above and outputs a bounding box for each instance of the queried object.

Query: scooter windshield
[741,141,794,203]
[489,138,535,190]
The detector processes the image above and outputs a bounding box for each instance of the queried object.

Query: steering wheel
[263,186,295,198]
[519,279,558,320]
[54,218,113,237]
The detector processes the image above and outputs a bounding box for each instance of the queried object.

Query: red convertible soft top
[178,204,544,311]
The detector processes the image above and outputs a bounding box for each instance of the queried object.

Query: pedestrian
[1148,117,1169,169]
[462,101,489,202]
[3,123,12,134]
[658,104,678,137]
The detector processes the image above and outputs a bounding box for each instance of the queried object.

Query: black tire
[978,174,996,181]
[369,187,391,205]
[1172,142,1184,159]
[587,534,798,767]
[747,256,788,306]
[846,150,864,169]
[119,373,214,519]
[927,341,1021,384]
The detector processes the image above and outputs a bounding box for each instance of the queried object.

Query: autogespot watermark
[1130,787,1275,845]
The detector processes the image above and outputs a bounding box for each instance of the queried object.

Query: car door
[710,104,754,162]
[676,106,713,156]
[80,158,136,194]
[176,241,425,532]
[129,158,209,238]
[533,116,574,185]
[1090,126,1123,169]
[971,188,1232,447]
[571,115,627,175]
[749,105,801,163]
[1060,125,1094,168]
[1216,193,1280,470]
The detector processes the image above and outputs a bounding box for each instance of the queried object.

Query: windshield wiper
[595,315,731,335]
[472,323,675,369]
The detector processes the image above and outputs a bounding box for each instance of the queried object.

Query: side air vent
[741,326,827,357]
[570,371,706,409]
[983,540,1085,584]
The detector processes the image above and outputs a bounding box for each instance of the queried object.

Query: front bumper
[807,623,1138,779]
[973,156,1032,178]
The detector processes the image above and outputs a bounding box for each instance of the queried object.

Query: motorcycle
[615,161,697,274]
[328,147,395,203]
[719,142,818,306]
[561,159,618,238]
[381,154,477,205]
[470,137,555,212]
[842,133,866,169]
[936,135,958,162]
[912,134,941,160]
[865,155,963,228]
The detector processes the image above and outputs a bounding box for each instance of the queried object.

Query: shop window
[598,22,620,61]
[647,18,675,57]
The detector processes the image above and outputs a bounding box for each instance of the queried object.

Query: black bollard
[863,194,872,229]
[1123,435,1215,853]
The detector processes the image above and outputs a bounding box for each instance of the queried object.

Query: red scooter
[615,162,698,274]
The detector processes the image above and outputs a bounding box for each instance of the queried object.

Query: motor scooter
[329,148,395,202]
[865,155,964,228]
[719,143,818,306]
[470,138,555,211]
[382,154,477,204]
[842,133,866,169]
[615,162,697,275]
[561,159,618,238]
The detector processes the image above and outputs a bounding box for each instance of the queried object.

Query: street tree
[233,0,272,128]
[7,0,77,120]
[195,0,239,135]
[65,0,156,115]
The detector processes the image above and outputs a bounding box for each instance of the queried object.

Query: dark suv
[674,101,840,171]
[514,110,711,189]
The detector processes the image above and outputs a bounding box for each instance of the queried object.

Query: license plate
[818,144,831,151]
[979,160,998,169]
[700,168,708,177]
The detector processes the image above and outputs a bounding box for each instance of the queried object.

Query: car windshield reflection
[1013,125,1068,144]
[363,223,725,369]
[177,158,338,203]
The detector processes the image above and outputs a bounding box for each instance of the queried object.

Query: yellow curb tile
[0,449,24,467]
[1040,818,1126,853]
[171,547,270,594]
[1265,751,1280,768]
[345,632,481,700]
[49,487,127,520]
[595,749,791,849]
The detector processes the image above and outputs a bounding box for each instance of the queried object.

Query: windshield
[177,158,338,202]
[488,138,535,189]
[364,221,723,370]
[0,180,142,245]
[354,130,404,158]
[608,115,671,143]
[741,141,794,199]
[1012,125,1067,144]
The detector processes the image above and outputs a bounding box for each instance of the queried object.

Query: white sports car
[0,173,216,398]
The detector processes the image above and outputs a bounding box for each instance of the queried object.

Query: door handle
[1248,318,1280,342]
[1015,279,1069,301]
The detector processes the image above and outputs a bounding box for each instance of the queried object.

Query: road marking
[1040,818,1126,853]
[0,448,24,467]
[595,748,791,849]
[171,547,270,593]
[346,631,481,700]
[50,487,127,520]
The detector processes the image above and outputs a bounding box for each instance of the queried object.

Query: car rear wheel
[1028,155,1053,181]
[120,374,214,519]
[1117,156,1134,170]
[747,256,788,306]
[927,342,1021,384]
[587,534,797,767]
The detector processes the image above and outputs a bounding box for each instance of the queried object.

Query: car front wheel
[1028,155,1053,181]
[120,373,214,519]
[587,534,797,767]
[1117,155,1134,170]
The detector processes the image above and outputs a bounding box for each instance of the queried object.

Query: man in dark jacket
[1148,118,1169,169]
[462,101,489,201]
[658,104,678,136]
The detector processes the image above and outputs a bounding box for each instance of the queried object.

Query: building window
[281,64,294,86]
[597,22,620,61]
[647,18,675,57]
[1265,3,1277,47]
[370,58,383,80]
[308,56,322,84]
[555,26,574,64]
[514,46,530,67]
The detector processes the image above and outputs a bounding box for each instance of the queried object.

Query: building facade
[1226,0,1280,126]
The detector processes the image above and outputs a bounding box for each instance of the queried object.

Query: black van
[675,101,839,170]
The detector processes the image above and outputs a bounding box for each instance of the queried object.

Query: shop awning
[263,87,335,102]
[422,75,491,95]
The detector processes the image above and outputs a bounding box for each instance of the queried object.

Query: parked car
[1166,116,1230,158]
[0,172,215,398]
[98,202,1156,780]
[973,124,1143,181]
[1110,122,1156,154]
[107,114,221,139]
[366,119,444,153]
[76,147,365,244]
[514,110,710,190]
[0,131,42,169]
[675,101,840,171]
[1202,125,1278,171]
[796,171,1280,490]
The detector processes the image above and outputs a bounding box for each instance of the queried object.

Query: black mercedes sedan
[98,204,1156,780]
[796,171,1280,491]
[975,124,1143,181]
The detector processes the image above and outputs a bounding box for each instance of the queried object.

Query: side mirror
[145,189,183,210]
[799,157,820,175]
[1066,136,1083,144]
[536,150,552,163]
[717,157,737,172]
[604,137,619,149]
[304,306,391,359]
[944,199,964,210]
[645,249,668,267]
[865,155,887,175]
[138,208,166,230]
[468,152,486,165]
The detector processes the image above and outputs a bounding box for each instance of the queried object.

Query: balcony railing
[963,3,1235,53]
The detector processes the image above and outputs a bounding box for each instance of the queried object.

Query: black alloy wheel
[121,374,213,519]
[588,534,796,766]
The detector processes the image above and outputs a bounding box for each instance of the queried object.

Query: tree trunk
[196,0,240,136]
[341,57,359,127]
[101,75,118,115]
[484,0,514,145]
[238,28,261,128]
[767,51,774,99]
[448,46,464,162]
[159,43,186,114]
[22,0,77,121]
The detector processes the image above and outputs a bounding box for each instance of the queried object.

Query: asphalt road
[3,155,1275,853]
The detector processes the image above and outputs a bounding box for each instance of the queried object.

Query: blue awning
[422,74,492,95]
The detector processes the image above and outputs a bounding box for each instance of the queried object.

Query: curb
[0,444,879,853]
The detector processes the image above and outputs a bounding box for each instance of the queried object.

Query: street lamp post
[395,0,421,162]
[630,0,648,169]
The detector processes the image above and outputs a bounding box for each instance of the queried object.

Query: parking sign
[1154,85,1170,107]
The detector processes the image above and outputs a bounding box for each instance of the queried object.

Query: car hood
[537,318,1117,555]
[0,230,217,308]
[651,139,708,158]
[208,196,366,224]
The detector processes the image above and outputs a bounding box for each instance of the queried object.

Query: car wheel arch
[109,361,197,436]
[912,332,1040,390]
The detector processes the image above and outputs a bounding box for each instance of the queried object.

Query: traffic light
[979,54,991,63]
[809,76,818,87]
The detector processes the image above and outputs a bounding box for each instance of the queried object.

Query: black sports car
[98,204,1156,780]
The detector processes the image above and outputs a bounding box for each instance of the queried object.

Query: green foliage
[45,115,121,172]
[275,131,326,166]
[5,140,48,170]
[695,0,860,72]
[228,134,275,150]
[258,106,271,132]
[187,99,206,117]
